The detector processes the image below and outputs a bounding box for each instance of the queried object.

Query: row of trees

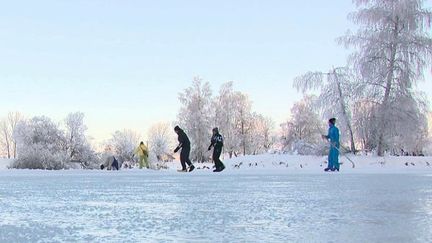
[177,78,275,162]
[0,77,276,169]
[0,111,175,169]
[11,113,97,169]
[284,0,432,156]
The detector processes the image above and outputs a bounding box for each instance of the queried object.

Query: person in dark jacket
[208,127,225,172]
[111,156,119,170]
[174,126,195,172]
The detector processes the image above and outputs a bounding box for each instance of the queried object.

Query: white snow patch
[0,158,12,170]
[165,154,432,174]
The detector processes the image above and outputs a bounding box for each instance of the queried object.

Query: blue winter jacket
[327,125,340,148]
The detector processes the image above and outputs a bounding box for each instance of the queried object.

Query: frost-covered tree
[177,80,275,158]
[0,112,23,158]
[294,67,357,153]
[233,92,253,156]
[108,129,140,164]
[12,116,69,169]
[385,94,430,155]
[351,100,379,152]
[177,77,213,162]
[281,96,326,155]
[12,114,98,169]
[148,122,172,161]
[213,81,273,157]
[213,82,245,158]
[340,0,432,156]
[64,112,96,166]
[248,113,275,154]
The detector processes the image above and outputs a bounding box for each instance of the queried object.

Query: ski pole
[331,144,355,168]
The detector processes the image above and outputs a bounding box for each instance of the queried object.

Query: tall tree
[0,112,23,158]
[64,112,93,162]
[234,92,253,156]
[213,82,240,158]
[294,67,357,153]
[340,0,432,156]
[177,77,213,162]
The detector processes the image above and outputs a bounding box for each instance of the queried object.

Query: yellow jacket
[135,144,149,157]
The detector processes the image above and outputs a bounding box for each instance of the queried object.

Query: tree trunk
[5,138,10,159]
[333,70,356,154]
[13,141,17,158]
[377,20,399,156]
[2,127,10,159]
[241,118,246,156]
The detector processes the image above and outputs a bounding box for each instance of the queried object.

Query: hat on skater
[174,125,181,131]
[212,127,219,133]
[329,118,336,124]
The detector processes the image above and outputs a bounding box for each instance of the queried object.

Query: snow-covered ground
[221,153,432,173]
[0,159,12,170]
[171,154,432,174]
[0,155,432,242]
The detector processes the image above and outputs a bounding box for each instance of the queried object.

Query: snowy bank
[2,154,432,174]
[186,154,432,174]
[0,159,12,170]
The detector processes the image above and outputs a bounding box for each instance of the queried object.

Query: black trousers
[111,159,119,170]
[213,147,224,169]
[180,147,192,170]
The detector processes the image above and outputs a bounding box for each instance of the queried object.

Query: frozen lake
[0,170,431,242]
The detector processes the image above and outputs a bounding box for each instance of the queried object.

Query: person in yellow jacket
[134,141,149,169]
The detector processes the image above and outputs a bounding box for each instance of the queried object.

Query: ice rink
[0,170,431,242]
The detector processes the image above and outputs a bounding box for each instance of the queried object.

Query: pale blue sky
[1,0,431,144]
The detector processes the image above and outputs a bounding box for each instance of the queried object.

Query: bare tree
[0,112,23,158]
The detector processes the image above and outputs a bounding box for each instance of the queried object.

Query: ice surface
[0,170,431,242]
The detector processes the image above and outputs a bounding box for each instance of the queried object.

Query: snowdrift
[0,159,13,170]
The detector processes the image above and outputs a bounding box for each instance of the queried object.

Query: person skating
[173,126,195,172]
[208,127,225,172]
[322,118,340,172]
[134,141,149,169]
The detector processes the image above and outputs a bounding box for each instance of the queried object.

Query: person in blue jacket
[322,118,340,172]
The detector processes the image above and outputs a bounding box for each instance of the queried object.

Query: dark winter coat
[209,133,224,150]
[177,129,191,150]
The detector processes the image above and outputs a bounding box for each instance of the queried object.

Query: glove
[174,147,179,153]
[208,146,212,151]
